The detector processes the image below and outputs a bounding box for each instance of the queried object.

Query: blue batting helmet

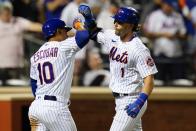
[112,7,139,24]
[42,18,72,38]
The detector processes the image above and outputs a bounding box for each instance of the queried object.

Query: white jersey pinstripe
[30,37,80,99]
[110,95,147,131]
[29,37,80,131]
[97,30,158,93]
[97,29,158,131]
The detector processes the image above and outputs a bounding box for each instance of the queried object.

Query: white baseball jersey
[97,30,157,131]
[30,37,80,99]
[144,9,186,57]
[97,30,158,94]
[29,37,80,131]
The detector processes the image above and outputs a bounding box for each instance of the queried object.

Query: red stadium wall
[0,102,12,131]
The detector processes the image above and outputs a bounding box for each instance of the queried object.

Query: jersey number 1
[121,68,124,78]
[38,62,54,84]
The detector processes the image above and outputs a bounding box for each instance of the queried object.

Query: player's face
[114,20,133,37]
[57,28,68,40]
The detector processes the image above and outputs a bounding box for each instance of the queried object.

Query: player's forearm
[75,30,90,48]
[141,75,154,96]
[126,75,154,118]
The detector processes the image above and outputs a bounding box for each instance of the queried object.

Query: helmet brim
[64,26,72,31]
[112,15,124,23]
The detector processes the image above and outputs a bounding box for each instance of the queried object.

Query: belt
[35,95,68,103]
[112,92,139,98]
[44,95,57,101]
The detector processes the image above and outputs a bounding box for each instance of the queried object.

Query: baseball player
[28,18,89,131]
[79,5,158,131]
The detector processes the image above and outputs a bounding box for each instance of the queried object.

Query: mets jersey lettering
[30,37,80,99]
[33,47,58,62]
[97,30,158,93]
[144,9,186,57]
[109,47,128,64]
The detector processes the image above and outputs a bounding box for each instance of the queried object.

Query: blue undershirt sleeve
[30,78,37,97]
[75,30,90,48]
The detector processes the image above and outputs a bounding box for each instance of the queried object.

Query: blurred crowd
[0,0,196,87]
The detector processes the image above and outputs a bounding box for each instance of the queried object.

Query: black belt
[112,92,139,98]
[44,95,57,101]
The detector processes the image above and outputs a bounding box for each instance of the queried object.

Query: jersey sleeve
[60,37,80,57]
[97,29,114,48]
[176,14,186,35]
[136,49,158,78]
[16,17,31,31]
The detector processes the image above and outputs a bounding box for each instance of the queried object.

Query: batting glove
[125,93,148,118]
[78,4,93,19]
[78,4,97,29]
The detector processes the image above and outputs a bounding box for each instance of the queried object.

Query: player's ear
[57,28,67,35]
[56,28,61,34]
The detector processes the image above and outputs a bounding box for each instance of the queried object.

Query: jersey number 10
[38,62,55,84]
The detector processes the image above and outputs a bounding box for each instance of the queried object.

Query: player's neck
[48,37,64,42]
[120,32,134,42]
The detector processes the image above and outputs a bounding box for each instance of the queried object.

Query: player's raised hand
[78,4,97,30]
[78,4,93,19]
[125,93,148,118]
[73,18,84,30]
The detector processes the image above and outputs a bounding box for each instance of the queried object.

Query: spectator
[12,0,40,22]
[82,48,110,86]
[43,0,69,20]
[178,0,196,54]
[97,0,119,30]
[0,1,42,86]
[144,0,192,86]
[140,0,162,23]
[190,6,196,84]
[191,6,196,50]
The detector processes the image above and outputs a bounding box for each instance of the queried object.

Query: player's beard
[115,30,119,36]
[115,28,128,38]
[115,29,122,36]
[115,25,128,36]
